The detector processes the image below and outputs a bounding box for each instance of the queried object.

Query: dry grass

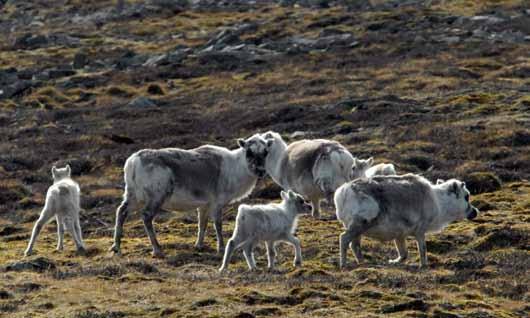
[1,0,529,317]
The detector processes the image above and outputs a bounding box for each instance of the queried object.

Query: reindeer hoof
[109,245,121,256]
[152,250,165,259]
[76,247,87,256]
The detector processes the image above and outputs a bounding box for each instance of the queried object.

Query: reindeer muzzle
[467,206,479,220]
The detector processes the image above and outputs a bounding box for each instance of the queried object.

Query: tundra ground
[0,1,529,317]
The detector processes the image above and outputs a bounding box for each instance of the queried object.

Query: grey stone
[128,96,157,108]
[5,257,56,273]
[73,51,89,69]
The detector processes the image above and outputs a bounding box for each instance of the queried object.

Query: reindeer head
[238,134,273,178]
[52,165,71,181]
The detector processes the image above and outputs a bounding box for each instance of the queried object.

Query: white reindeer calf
[25,165,86,256]
[350,157,396,179]
[219,190,311,272]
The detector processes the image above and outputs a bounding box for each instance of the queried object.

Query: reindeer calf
[219,190,311,272]
[25,165,86,256]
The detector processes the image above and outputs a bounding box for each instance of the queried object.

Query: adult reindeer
[109,134,272,258]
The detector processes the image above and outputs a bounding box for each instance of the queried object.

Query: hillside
[0,0,529,317]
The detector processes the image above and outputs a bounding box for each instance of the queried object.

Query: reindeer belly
[163,188,210,211]
[364,213,418,241]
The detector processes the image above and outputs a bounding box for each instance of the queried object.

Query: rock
[284,33,358,53]
[48,68,76,79]
[0,67,18,86]
[0,80,34,100]
[234,313,255,318]
[128,96,157,108]
[143,54,168,67]
[196,50,263,70]
[470,15,504,24]
[5,257,56,273]
[290,131,311,139]
[147,0,188,13]
[58,74,109,89]
[13,33,48,49]
[435,35,460,44]
[73,51,89,69]
[115,51,149,70]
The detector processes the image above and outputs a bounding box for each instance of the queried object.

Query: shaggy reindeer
[109,134,271,258]
[25,165,86,256]
[334,174,479,268]
[261,131,354,218]
[350,157,396,179]
[219,190,311,272]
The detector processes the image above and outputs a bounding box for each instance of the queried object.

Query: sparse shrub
[73,310,126,318]
[380,299,429,314]
[254,307,282,316]
[454,161,488,176]
[403,153,432,170]
[471,228,528,251]
[508,130,530,147]
[147,83,165,95]
[0,301,19,312]
[192,298,217,308]
[56,157,93,175]
[251,181,281,200]
[0,181,30,205]
[125,261,159,274]
[107,85,135,97]
[0,291,12,299]
[464,172,501,194]
[470,199,496,211]
[5,257,56,273]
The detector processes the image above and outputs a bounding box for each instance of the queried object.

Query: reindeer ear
[436,179,445,185]
[263,131,274,139]
[367,157,374,165]
[266,139,274,147]
[237,138,247,148]
[65,164,71,175]
[287,190,296,199]
[353,158,358,166]
[449,182,460,198]
[280,191,288,201]
[51,166,57,176]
